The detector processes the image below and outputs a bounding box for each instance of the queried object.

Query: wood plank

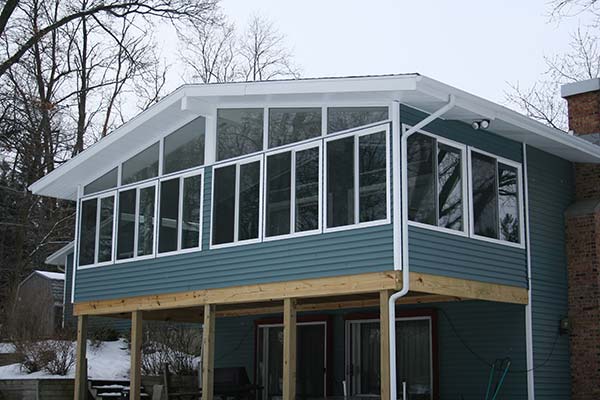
[73,271,528,318]
[380,290,392,400]
[282,298,297,400]
[130,311,143,400]
[202,304,215,400]
[74,315,87,400]
[73,271,400,316]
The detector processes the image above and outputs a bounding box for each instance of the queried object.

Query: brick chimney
[561,78,600,400]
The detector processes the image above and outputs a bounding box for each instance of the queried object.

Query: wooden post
[202,304,216,400]
[130,311,143,400]
[74,315,88,400]
[283,298,297,400]
[380,290,393,400]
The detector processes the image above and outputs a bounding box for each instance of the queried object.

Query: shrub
[141,322,201,376]
[14,330,75,375]
[44,340,75,375]
[14,340,54,373]
[90,325,120,349]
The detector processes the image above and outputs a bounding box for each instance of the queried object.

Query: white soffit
[28,74,600,200]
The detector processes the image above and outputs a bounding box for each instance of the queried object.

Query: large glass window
[471,151,521,244]
[84,168,118,195]
[163,116,205,174]
[116,184,157,260]
[265,145,321,238]
[158,172,203,253]
[407,132,465,232]
[212,159,262,246]
[121,142,159,185]
[78,193,116,267]
[326,127,389,229]
[327,106,388,134]
[97,196,115,263]
[217,108,264,161]
[268,108,321,148]
[78,198,98,266]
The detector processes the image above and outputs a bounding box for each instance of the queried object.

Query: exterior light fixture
[472,119,490,130]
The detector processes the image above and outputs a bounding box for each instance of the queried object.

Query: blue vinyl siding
[526,146,573,399]
[215,301,528,399]
[401,105,528,288]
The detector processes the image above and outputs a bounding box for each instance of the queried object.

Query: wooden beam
[130,311,143,400]
[73,271,528,318]
[380,290,393,400]
[202,304,215,400]
[74,316,88,400]
[283,298,297,400]
[73,271,400,316]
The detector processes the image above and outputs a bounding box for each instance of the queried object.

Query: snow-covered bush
[44,340,75,375]
[15,340,54,373]
[141,322,201,376]
[14,331,75,375]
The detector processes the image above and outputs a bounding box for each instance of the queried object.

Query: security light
[472,119,490,130]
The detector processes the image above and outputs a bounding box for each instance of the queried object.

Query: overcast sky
[214,0,591,106]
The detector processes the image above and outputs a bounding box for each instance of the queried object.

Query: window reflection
[359,131,387,222]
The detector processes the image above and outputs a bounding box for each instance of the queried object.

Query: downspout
[389,95,456,400]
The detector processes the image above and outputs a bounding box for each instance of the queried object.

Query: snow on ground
[0,339,130,380]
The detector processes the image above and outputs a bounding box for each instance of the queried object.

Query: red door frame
[253,315,333,397]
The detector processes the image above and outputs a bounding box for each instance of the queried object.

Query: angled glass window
[470,151,522,244]
[407,132,465,232]
[163,116,206,174]
[327,106,388,134]
[326,127,389,229]
[269,108,321,148]
[217,108,264,161]
[116,189,136,260]
[97,196,115,263]
[121,142,159,185]
[265,144,321,238]
[84,168,118,195]
[78,198,98,266]
[212,158,262,246]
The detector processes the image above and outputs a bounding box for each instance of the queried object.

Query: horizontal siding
[527,146,572,399]
[401,105,528,288]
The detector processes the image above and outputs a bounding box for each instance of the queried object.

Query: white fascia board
[561,78,600,98]
[417,76,600,163]
[28,87,188,198]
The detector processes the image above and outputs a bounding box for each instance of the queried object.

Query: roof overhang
[29,74,600,200]
[45,242,74,267]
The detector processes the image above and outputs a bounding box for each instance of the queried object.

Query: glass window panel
[407,134,436,225]
[327,136,355,228]
[84,168,117,195]
[212,165,236,245]
[238,161,260,241]
[137,186,155,256]
[438,144,463,230]
[472,152,498,239]
[327,106,388,133]
[163,116,206,174]
[269,108,321,148]
[266,152,291,237]
[396,319,432,400]
[121,142,159,185]
[97,196,114,263]
[498,163,520,243]
[217,108,263,161]
[78,199,97,266]
[117,189,136,260]
[159,178,179,253]
[359,131,387,223]
[182,174,202,249]
[295,147,320,232]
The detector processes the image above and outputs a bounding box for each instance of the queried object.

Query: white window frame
[114,180,159,264]
[405,127,469,238]
[344,316,433,399]
[323,123,391,234]
[157,169,205,257]
[467,147,525,249]
[77,191,118,270]
[263,141,323,242]
[210,154,264,249]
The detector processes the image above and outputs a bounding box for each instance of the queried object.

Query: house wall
[213,301,528,400]
[527,146,573,399]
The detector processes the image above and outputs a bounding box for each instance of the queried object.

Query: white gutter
[389,95,456,400]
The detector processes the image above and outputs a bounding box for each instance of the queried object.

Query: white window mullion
[318,142,323,232]
[354,135,360,224]
[234,164,240,242]
[158,138,164,176]
[133,188,140,258]
[152,182,159,256]
[94,197,101,264]
[177,177,184,251]
[495,159,501,239]
[263,108,269,151]
[290,150,297,234]
[321,106,327,136]
[434,140,440,226]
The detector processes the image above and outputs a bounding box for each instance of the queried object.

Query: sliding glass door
[346,317,432,400]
